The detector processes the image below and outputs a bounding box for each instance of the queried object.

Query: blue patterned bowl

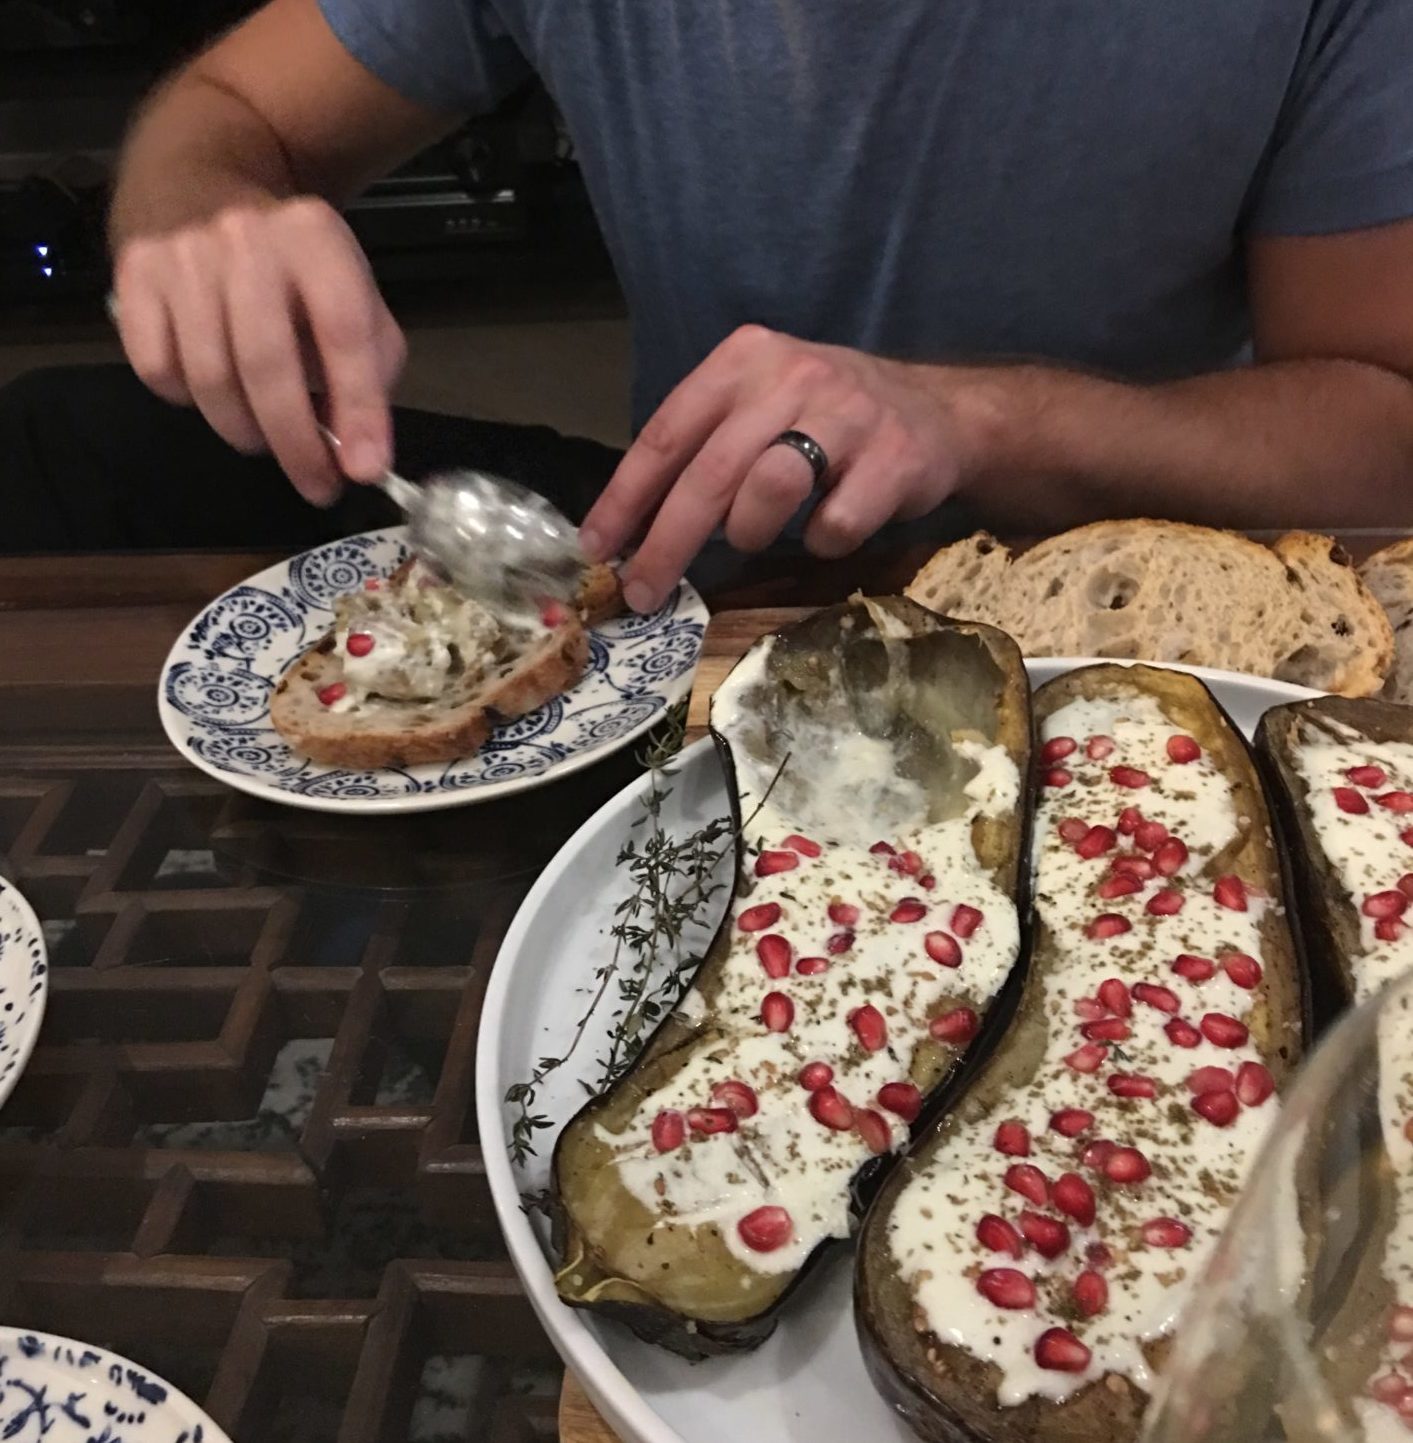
[157,528,709,813]
[0,877,47,1112]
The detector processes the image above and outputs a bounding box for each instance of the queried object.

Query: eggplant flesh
[551,598,1032,1357]
[857,664,1305,1443]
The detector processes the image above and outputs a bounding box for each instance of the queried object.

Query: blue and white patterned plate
[0,1330,227,1443]
[157,527,709,814]
[0,876,47,1112]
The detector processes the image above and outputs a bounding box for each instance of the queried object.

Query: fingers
[112,244,191,408]
[723,434,830,553]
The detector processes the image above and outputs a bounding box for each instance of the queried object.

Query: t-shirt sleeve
[1248,0,1413,235]
[317,0,531,114]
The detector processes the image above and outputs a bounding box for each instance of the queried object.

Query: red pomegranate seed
[828,900,860,926]
[826,929,855,954]
[1167,734,1201,764]
[1134,820,1170,852]
[1065,1043,1108,1073]
[738,902,782,932]
[1050,1108,1095,1137]
[1379,792,1413,814]
[1377,917,1407,943]
[878,1082,923,1123]
[1364,890,1409,919]
[1019,1210,1071,1259]
[869,840,897,856]
[1098,874,1142,900]
[1083,1018,1131,1042]
[1399,874,1413,899]
[1086,735,1116,760]
[976,1214,1024,1260]
[1073,1269,1109,1316]
[1388,1306,1413,1341]
[754,849,799,877]
[924,931,962,967]
[1334,787,1371,815]
[795,955,829,975]
[1153,838,1189,877]
[890,849,924,876]
[1004,1163,1050,1206]
[651,1109,685,1152]
[1132,982,1180,1013]
[687,1106,738,1136]
[1165,1017,1201,1047]
[738,1205,792,1252]
[363,578,381,591]
[1098,978,1131,1016]
[711,1080,759,1119]
[1188,1066,1235,1094]
[995,1120,1031,1156]
[951,904,984,938]
[930,1007,980,1044]
[1236,1061,1275,1106]
[1074,997,1107,1021]
[1146,889,1185,916]
[890,898,928,924]
[1087,1242,1116,1271]
[539,599,569,627]
[1086,914,1132,939]
[1141,1217,1191,1248]
[855,1108,892,1154]
[977,1267,1037,1309]
[1193,1089,1240,1127]
[798,1061,833,1091]
[1214,875,1248,911]
[850,1004,888,1052]
[1052,1172,1097,1226]
[1108,1073,1158,1099]
[756,934,792,978]
[919,873,936,891]
[1058,817,1089,844]
[1397,1393,1413,1424]
[1348,765,1388,789]
[1370,1374,1408,1405]
[1034,1327,1091,1373]
[1221,952,1262,988]
[1173,953,1217,982]
[1045,768,1074,788]
[783,834,822,857]
[1118,806,1144,835]
[761,991,795,1032]
[1080,1138,1116,1169]
[1077,826,1118,859]
[1111,856,1157,881]
[1402,828,1413,848]
[809,1086,854,1130]
[1201,1012,1249,1048]
[317,682,348,706]
[1111,765,1151,789]
[1103,1147,1152,1184]
[1042,736,1078,763]
[346,631,376,657]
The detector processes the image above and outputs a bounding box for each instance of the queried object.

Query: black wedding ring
[767,429,830,488]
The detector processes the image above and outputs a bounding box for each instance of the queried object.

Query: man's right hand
[112,196,406,505]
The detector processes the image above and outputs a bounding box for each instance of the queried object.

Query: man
[14,0,1413,607]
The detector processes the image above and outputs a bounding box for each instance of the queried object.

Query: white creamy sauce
[595,636,1022,1274]
[890,693,1282,1406]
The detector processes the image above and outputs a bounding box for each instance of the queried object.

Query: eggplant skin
[547,598,1034,1360]
[855,664,1307,1443]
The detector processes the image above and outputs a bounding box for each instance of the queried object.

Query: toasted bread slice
[1358,538,1413,704]
[577,562,624,625]
[903,531,1014,625]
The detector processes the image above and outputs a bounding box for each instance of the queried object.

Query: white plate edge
[0,876,48,1115]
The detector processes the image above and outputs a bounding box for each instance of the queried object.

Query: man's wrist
[913,361,1031,492]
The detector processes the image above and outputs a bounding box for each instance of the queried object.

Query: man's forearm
[946,357,1413,528]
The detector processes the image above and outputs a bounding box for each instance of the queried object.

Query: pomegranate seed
[1118,806,1144,835]
[1146,889,1185,916]
[798,1061,833,1091]
[1045,768,1074,788]
[1167,734,1201,764]
[924,931,962,967]
[1034,1328,1091,1373]
[976,1214,1025,1260]
[1378,917,1407,943]
[1076,825,1118,860]
[1098,978,1131,1016]
[795,956,829,975]
[1153,838,1189,877]
[1111,856,1157,881]
[919,873,936,890]
[317,682,348,706]
[755,849,799,877]
[1397,1392,1413,1424]
[1080,1138,1117,1169]
[1134,820,1170,852]
[1221,952,1262,988]
[1065,1043,1108,1073]
[1052,1172,1097,1226]
[363,578,382,591]
[1086,913,1132,939]
[711,1080,759,1118]
[855,1108,892,1154]
[1108,1073,1158,1099]
[1098,874,1142,900]
[1236,1061,1275,1106]
[1103,1147,1152,1184]
[826,930,855,954]
[1201,1012,1249,1048]
[869,840,897,856]
[828,900,860,926]
[1019,1210,1071,1258]
[1058,817,1089,844]
[1141,1217,1191,1248]
[1214,875,1248,911]
[783,834,822,857]
[1050,1108,1095,1137]
[890,849,924,876]
[930,1007,980,1044]
[687,1106,738,1135]
[1348,765,1388,789]
[1132,983,1180,1013]
[538,599,569,627]
[1004,1163,1050,1206]
[1173,953,1217,982]
[1083,1018,1131,1042]
[1111,765,1151,789]
[951,904,984,938]
[1165,1017,1202,1047]
[1086,735,1116,760]
[756,935,792,978]
[850,1004,888,1052]
[976,1267,1037,1309]
[738,903,782,932]
[1193,1089,1240,1126]
[1188,1067,1235,1094]
[651,1110,685,1152]
[1402,829,1413,848]
[1379,792,1413,814]
[1074,997,1107,1021]
[346,631,375,657]
[1389,1306,1413,1342]
[738,1205,792,1252]
[761,991,794,1032]
[1042,736,1078,763]
[1400,874,1413,899]
[1365,890,1410,919]
[995,1120,1031,1156]
[809,1086,854,1130]
[1371,1374,1408,1405]
[878,1082,923,1123]
[1334,787,1371,815]
[1073,1269,1109,1316]
[890,898,928,924]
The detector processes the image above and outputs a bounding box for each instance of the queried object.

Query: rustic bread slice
[577,562,624,625]
[1358,538,1413,704]
[903,532,1014,625]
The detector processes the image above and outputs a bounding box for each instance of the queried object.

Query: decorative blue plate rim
[0,875,47,1114]
[156,527,709,815]
[0,1326,230,1442]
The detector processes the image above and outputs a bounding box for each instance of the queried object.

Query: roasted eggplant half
[857,664,1305,1443]
[551,597,1033,1358]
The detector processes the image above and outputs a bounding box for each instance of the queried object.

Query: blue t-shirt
[321,0,1413,433]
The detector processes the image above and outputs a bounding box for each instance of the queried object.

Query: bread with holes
[1358,538,1413,704]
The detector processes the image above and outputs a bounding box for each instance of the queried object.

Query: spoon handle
[317,425,420,511]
